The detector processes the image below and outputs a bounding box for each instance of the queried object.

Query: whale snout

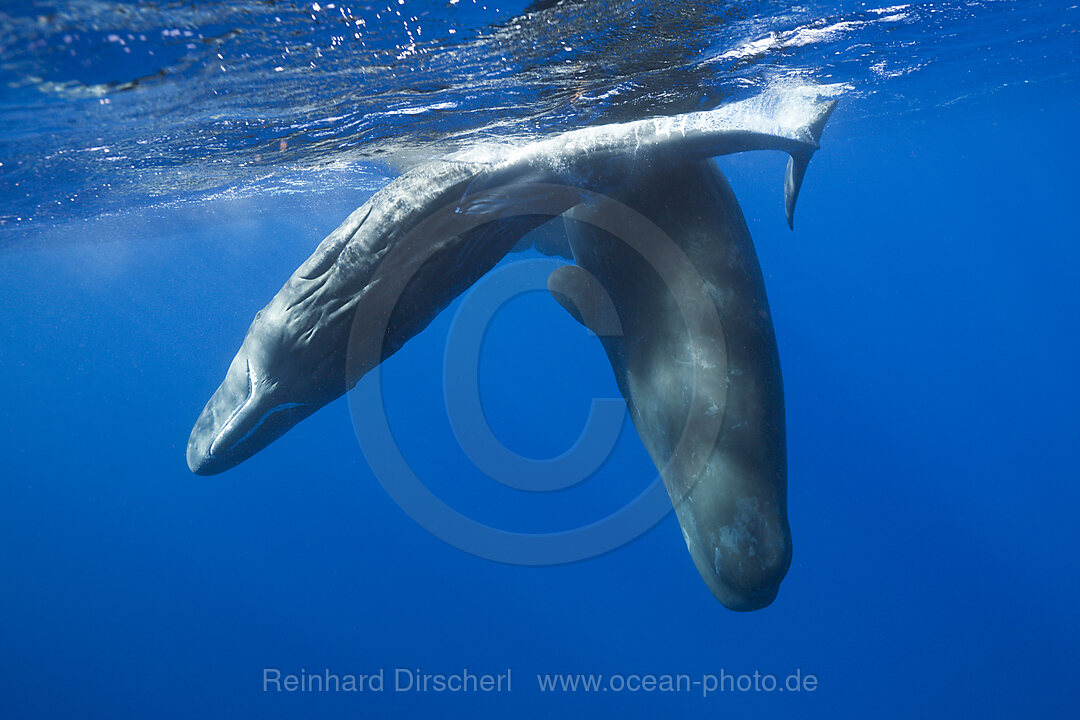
[707,526,791,612]
[676,489,792,612]
[186,413,243,476]
[187,353,260,476]
[186,430,218,476]
[187,348,319,476]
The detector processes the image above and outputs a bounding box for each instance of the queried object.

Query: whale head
[186,287,352,475]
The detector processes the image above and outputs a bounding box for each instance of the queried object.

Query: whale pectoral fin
[547,264,623,337]
[783,98,838,229]
[547,265,591,327]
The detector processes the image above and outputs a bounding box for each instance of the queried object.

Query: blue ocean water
[1,1,1078,717]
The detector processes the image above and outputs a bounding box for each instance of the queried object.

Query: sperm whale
[186,85,837,609]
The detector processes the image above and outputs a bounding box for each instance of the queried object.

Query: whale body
[550,160,789,609]
[186,86,837,610]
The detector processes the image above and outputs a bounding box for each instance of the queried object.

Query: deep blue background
[1,83,1078,717]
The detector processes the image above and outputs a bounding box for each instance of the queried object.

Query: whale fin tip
[784,97,838,230]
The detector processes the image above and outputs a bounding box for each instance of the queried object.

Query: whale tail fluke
[676,83,841,228]
[784,97,838,229]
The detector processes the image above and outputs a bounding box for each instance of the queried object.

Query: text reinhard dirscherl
[262,668,819,698]
[263,668,512,694]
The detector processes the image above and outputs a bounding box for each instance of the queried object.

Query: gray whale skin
[187,86,837,611]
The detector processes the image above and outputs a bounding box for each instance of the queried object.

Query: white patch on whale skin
[693,347,717,371]
[711,496,765,569]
